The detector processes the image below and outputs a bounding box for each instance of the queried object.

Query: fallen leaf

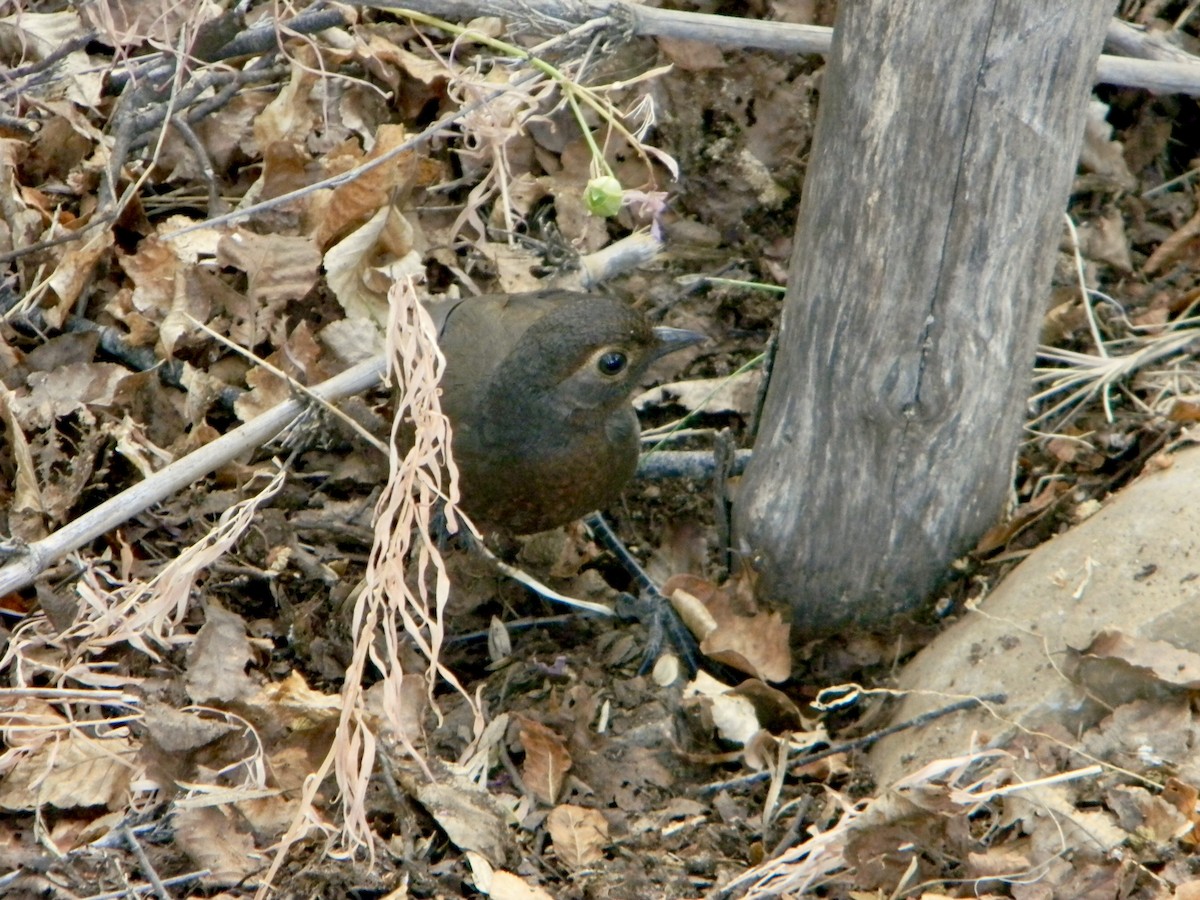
[173,805,262,885]
[546,803,608,868]
[185,600,255,703]
[516,715,572,805]
[0,728,135,811]
[1083,629,1200,689]
[488,870,556,900]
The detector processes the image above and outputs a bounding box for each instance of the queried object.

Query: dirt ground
[2,1,1200,898]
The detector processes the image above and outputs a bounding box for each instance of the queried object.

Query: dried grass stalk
[329,275,482,856]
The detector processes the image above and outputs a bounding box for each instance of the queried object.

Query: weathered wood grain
[734,1,1118,634]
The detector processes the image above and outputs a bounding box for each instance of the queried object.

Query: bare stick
[362,1,1200,95]
[0,357,387,597]
[697,693,1008,796]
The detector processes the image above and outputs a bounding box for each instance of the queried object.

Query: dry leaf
[173,805,262,885]
[546,804,608,868]
[1083,629,1200,689]
[1078,99,1136,189]
[324,204,424,326]
[0,729,135,811]
[683,670,761,747]
[664,574,791,682]
[216,230,322,308]
[393,764,516,867]
[635,369,762,417]
[488,870,556,900]
[185,601,255,703]
[516,715,572,805]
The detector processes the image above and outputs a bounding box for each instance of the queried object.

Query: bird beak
[652,326,706,358]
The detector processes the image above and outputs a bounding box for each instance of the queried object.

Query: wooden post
[733,2,1117,635]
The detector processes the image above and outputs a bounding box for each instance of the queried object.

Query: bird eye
[596,350,628,376]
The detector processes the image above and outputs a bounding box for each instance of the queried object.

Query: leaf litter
[0,1,1200,898]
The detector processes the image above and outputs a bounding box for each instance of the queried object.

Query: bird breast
[452,406,640,533]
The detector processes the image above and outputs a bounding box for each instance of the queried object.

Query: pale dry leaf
[488,870,556,900]
[465,850,495,893]
[81,0,224,48]
[231,321,326,421]
[319,316,385,364]
[635,369,762,417]
[117,235,182,323]
[1105,784,1189,842]
[142,700,237,753]
[253,671,343,731]
[0,730,136,811]
[354,29,456,91]
[683,670,760,747]
[480,242,548,295]
[1076,207,1132,272]
[999,777,1125,862]
[234,745,314,838]
[665,574,791,682]
[0,11,102,105]
[15,362,136,428]
[216,230,322,308]
[185,601,255,703]
[406,775,514,866]
[459,713,510,787]
[104,415,173,479]
[546,803,608,868]
[1078,99,1137,189]
[324,204,423,326]
[45,230,115,327]
[488,615,512,664]
[0,387,45,515]
[1084,628,1200,689]
[701,609,790,683]
[251,59,318,150]
[173,805,262,885]
[517,715,572,805]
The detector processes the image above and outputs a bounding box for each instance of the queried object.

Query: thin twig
[103,5,349,94]
[0,32,97,101]
[697,693,1008,796]
[121,826,173,900]
[79,872,210,900]
[0,357,387,597]
[161,68,540,241]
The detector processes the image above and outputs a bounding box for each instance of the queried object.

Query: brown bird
[431,291,704,534]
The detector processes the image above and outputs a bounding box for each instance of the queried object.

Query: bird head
[503,295,705,421]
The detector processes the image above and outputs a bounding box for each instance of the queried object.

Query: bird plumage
[431,291,702,533]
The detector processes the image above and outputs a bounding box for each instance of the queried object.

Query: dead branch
[360,1,1200,96]
[0,357,388,598]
